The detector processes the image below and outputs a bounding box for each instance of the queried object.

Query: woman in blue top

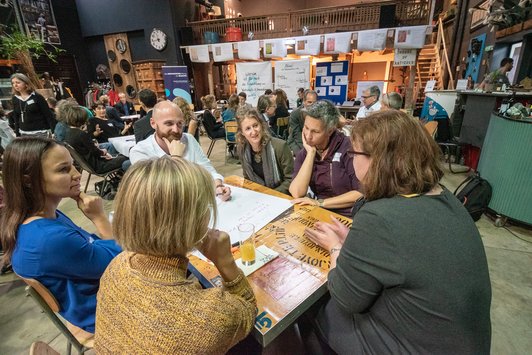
[0,136,121,334]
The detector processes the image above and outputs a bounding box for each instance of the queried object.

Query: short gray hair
[382,92,403,110]
[369,85,381,100]
[303,89,317,101]
[303,100,340,132]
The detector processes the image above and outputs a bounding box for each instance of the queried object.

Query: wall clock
[150,28,168,51]
[115,39,127,53]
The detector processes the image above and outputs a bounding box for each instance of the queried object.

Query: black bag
[454,173,492,221]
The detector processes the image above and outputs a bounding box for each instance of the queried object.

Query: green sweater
[318,189,492,354]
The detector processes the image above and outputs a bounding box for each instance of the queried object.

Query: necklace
[253,151,262,163]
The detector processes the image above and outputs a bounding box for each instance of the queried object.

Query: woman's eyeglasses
[346,150,370,157]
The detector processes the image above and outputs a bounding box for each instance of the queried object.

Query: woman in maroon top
[289,100,361,217]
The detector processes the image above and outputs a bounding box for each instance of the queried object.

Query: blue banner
[162,66,191,103]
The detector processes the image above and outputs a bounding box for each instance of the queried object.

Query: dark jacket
[287,107,304,155]
[293,130,359,217]
[114,100,135,116]
[11,92,55,134]
[202,109,225,139]
[134,110,154,142]
[87,117,121,143]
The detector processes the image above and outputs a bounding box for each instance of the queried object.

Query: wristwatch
[317,199,325,207]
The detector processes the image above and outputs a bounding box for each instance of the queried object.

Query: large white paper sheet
[324,32,353,54]
[394,26,428,49]
[263,39,288,58]
[294,35,321,55]
[236,62,273,105]
[212,43,234,62]
[213,185,292,245]
[237,40,261,60]
[357,28,387,51]
[274,59,311,108]
[189,45,210,63]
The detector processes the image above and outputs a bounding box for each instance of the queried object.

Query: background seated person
[89,101,132,144]
[95,157,256,353]
[271,89,290,132]
[287,89,318,155]
[381,92,403,110]
[304,110,491,354]
[63,103,129,173]
[173,96,199,142]
[356,85,382,119]
[236,110,293,194]
[201,94,225,139]
[98,94,123,129]
[114,92,135,116]
[129,101,231,201]
[238,91,253,110]
[134,89,156,143]
[0,137,121,334]
[289,100,361,217]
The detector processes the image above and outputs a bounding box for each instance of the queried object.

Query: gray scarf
[241,140,281,189]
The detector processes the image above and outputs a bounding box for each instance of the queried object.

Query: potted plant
[0,30,63,93]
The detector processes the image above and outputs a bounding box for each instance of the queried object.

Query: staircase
[415,44,443,109]
[415,18,454,110]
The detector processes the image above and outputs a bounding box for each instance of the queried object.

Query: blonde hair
[172,96,194,124]
[201,94,216,110]
[236,109,271,150]
[113,157,217,257]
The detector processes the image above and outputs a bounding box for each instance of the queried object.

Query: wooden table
[108,135,135,157]
[188,176,352,347]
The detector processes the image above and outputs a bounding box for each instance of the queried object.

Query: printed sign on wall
[162,66,191,102]
[315,61,349,105]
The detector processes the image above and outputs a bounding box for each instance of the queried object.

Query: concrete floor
[1,135,531,354]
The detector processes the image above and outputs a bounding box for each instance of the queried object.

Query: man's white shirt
[356,101,382,119]
[129,133,223,181]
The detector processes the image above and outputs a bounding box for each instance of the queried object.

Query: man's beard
[157,130,182,142]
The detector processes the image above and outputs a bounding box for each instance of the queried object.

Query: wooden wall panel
[103,33,138,101]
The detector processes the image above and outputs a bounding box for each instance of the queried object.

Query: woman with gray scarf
[236,109,293,194]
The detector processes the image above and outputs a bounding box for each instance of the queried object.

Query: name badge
[333,152,342,162]
[108,123,114,127]
[26,99,35,105]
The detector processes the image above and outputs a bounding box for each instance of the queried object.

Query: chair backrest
[29,341,60,355]
[20,277,61,312]
[63,142,99,175]
[276,116,289,127]
[424,121,438,139]
[224,121,238,143]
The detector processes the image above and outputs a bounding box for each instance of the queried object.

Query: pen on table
[126,138,135,141]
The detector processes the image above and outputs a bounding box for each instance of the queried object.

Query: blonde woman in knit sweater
[95,157,256,354]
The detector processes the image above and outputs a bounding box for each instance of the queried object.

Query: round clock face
[116,39,127,53]
[150,28,168,51]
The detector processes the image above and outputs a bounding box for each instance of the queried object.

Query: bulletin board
[315,61,349,105]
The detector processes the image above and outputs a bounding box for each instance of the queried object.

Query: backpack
[454,173,492,221]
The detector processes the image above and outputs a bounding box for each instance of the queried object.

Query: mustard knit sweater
[94,252,257,354]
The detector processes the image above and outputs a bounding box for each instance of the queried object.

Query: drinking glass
[238,223,256,266]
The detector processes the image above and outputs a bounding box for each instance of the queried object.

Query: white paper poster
[328,86,341,95]
[189,45,210,63]
[335,75,348,85]
[321,76,332,86]
[356,81,385,100]
[324,32,353,54]
[456,79,468,90]
[212,43,234,62]
[315,87,326,96]
[213,186,292,245]
[316,67,327,76]
[294,35,321,55]
[425,80,437,92]
[236,62,273,105]
[238,40,261,60]
[394,26,427,49]
[263,39,287,58]
[357,28,387,51]
[274,59,311,108]
[393,48,417,67]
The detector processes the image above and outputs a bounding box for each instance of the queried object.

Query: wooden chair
[29,341,60,355]
[224,121,238,164]
[63,142,121,194]
[424,121,438,139]
[276,116,289,140]
[20,277,94,355]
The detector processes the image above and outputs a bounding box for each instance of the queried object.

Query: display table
[477,113,532,225]
[188,176,352,347]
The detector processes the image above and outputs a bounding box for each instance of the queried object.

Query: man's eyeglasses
[346,150,370,157]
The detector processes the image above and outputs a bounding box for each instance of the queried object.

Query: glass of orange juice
[238,223,256,266]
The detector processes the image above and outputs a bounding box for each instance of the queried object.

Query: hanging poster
[162,66,191,102]
[357,28,387,51]
[236,62,273,105]
[212,43,234,62]
[394,26,427,49]
[264,39,288,58]
[464,33,486,83]
[315,61,349,105]
[294,35,321,55]
[189,45,210,63]
[17,0,60,44]
[275,59,311,108]
[238,40,261,60]
[323,32,353,54]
